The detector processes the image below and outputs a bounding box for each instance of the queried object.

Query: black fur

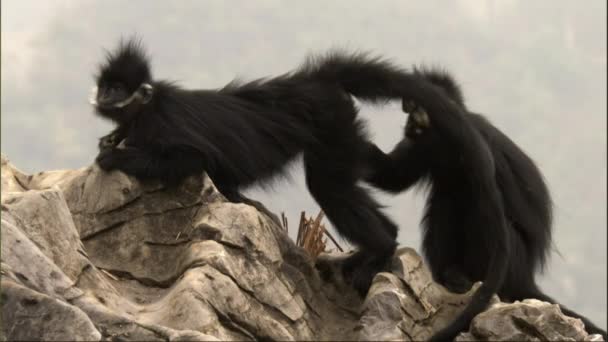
[92,39,419,294]
[365,69,607,340]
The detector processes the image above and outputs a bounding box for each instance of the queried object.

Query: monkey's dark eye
[109,84,124,93]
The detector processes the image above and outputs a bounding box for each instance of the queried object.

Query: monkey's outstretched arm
[364,141,428,193]
[96,146,206,185]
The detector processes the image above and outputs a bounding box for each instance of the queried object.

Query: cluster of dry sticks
[281,210,343,259]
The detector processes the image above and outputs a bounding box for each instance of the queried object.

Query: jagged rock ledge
[1,155,602,341]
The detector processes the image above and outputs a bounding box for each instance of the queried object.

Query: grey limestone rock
[1,154,601,341]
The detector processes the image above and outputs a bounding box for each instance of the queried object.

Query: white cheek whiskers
[89,83,154,108]
[89,86,99,105]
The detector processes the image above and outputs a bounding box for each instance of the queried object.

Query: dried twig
[323,229,344,252]
[295,210,326,259]
[296,211,306,247]
[284,209,344,258]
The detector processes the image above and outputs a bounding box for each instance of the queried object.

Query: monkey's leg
[341,250,370,277]
[303,120,397,296]
[306,184,396,296]
[421,209,476,292]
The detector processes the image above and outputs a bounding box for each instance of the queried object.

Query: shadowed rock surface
[1,154,602,341]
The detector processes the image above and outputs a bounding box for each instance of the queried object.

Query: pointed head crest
[96,38,152,92]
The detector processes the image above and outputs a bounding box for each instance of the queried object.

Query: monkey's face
[91,81,153,123]
[95,82,129,108]
[92,38,153,123]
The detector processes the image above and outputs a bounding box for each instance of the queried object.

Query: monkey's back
[468,113,553,276]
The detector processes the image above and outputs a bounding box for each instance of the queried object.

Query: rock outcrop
[1,155,602,341]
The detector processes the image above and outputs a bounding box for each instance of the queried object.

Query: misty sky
[1,0,606,328]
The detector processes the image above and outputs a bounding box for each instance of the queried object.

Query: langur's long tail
[300,51,465,121]
[299,51,415,103]
[429,252,508,341]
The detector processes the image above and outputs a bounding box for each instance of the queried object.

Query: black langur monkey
[91,38,413,294]
[365,69,607,340]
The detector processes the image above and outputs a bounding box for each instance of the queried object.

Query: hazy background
[2,0,606,328]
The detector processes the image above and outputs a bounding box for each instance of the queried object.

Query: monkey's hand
[98,131,123,151]
[403,98,430,140]
[402,99,430,129]
[402,99,419,114]
[95,148,120,171]
[95,147,141,172]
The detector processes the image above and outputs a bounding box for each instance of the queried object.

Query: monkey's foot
[341,250,369,279]
[402,100,419,114]
[346,253,392,297]
[437,268,474,294]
